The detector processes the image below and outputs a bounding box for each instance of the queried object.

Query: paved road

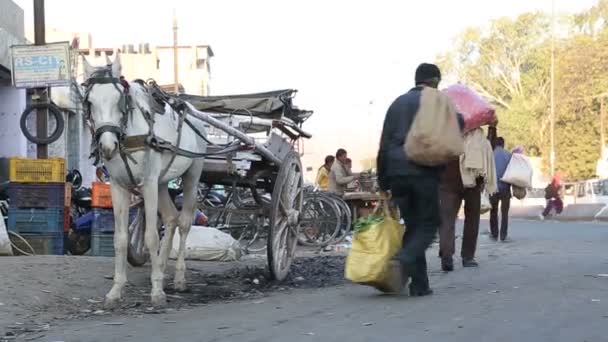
[41,220,608,342]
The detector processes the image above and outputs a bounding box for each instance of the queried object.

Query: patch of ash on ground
[2,256,346,340]
[82,256,344,315]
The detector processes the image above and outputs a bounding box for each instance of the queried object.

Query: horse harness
[82,68,243,189]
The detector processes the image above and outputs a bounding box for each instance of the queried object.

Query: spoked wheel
[298,195,341,247]
[127,205,150,267]
[224,203,267,253]
[328,195,352,244]
[267,151,304,281]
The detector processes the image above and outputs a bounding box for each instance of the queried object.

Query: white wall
[0,86,27,157]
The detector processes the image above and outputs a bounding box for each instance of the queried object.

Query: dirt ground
[0,251,346,340]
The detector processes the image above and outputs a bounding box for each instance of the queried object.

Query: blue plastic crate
[10,232,64,255]
[8,208,64,234]
[8,182,65,208]
[90,232,114,257]
[92,208,137,233]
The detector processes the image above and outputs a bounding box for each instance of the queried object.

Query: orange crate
[91,182,113,208]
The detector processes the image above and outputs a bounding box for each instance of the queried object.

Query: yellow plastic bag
[345,197,405,291]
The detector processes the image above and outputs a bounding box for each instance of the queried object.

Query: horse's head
[82,54,129,160]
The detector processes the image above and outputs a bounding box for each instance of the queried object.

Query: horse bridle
[81,71,246,189]
[82,67,141,186]
[82,67,132,145]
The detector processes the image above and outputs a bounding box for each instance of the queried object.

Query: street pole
[368,100,374,171]
[172,10,179,94]
[601,97,605,155]
[34,0,48,159]
[549,0,556,175]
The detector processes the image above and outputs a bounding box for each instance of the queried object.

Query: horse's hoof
[104,296,121,309]
[151,292,167,307]
[174,280,188,293]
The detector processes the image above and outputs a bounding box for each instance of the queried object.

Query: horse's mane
[128,80,167,115]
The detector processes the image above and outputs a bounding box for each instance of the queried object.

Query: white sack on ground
[0,213,13,256]
[170,226,241,261]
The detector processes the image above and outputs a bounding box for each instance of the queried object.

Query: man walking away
[377,63,464,296]
[329,149,358,195]
[490,137,512,242]
[438,128,496,271]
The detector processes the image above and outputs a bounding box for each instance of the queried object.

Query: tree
[552,32,608,180]
[438,5,608,180]
[438,12,551,155]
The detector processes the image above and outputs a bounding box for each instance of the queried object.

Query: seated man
[329,149,358,195]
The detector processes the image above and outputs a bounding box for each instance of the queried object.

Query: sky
[12,0,600,174]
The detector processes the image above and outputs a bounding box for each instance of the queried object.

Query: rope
[8,231,36,256]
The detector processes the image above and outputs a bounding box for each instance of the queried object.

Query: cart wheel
[267,151,304,281]
[127,206,150,267]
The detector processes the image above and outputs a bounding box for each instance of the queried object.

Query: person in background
[438,126,496,271]
[377,63,464,296]
[542,175,563,219]
[193,209,208,226]
[329,149,358,195]
[316,155,335,191]
[490,137,512,242]
[438,158,482,271]
[345,158,353,174]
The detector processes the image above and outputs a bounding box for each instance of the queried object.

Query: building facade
[0,0,28,159]
[0,17,214,186]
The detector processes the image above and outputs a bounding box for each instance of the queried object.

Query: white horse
[82,54,206,307]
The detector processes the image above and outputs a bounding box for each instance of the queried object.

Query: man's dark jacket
[376,87,464,191]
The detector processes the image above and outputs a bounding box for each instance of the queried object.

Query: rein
[82,72,238,189]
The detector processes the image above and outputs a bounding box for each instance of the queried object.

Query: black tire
[20,102,65,145]
[65,229,91,255]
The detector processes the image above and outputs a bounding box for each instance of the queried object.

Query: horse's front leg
[157,185,178,277]
[104,183,131,308]
[174,162,204,292]
[142,178,165,307]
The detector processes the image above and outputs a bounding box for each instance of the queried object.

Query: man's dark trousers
[490,191,511,240]
[389,175,440,292]
[439,182,482,260]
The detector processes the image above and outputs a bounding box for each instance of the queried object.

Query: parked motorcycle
[65,169,94,255]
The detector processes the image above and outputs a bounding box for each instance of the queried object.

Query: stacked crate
[7,158,66,255]
[91,182,114,256]
[90,183,137,257]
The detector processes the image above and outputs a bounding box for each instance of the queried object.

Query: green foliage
[438,5,608,181]
[353,214,384,233]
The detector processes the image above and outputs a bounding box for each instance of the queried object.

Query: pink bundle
[443,84,497,132]
[511,146,524,154]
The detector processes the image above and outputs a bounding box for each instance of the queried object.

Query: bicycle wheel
[223,202,266,252]
[298,194,341,247]
[329,195,352,244]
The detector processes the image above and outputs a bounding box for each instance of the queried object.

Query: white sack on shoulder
[501,153,533,188]
[170,226,242,262]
